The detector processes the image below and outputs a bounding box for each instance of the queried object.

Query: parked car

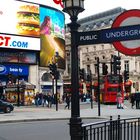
[0,100,14,113]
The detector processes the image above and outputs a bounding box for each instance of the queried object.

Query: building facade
[64,7,140,94]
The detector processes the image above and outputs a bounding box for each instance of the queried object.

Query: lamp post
[63,0,84,140]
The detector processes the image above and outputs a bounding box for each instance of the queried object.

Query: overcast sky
[27,0,140,23]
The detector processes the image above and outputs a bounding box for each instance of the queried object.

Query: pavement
[0,101,140,123]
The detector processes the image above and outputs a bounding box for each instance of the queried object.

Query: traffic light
[55,71,60,79]
[124,70,129,82]
[87,74,92,82]
[79,68,85,80]
[102,63,108,75]
[49,63,57,78]
[113,55,121,75]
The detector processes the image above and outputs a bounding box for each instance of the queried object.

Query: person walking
[65,94,71,109]
[47,94,53,108]
[135,91,140,109]
[42,94,48,107]
[129,93,135,109]
[116,92,123,109]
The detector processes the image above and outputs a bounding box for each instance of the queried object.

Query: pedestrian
[129,93,135,109]
[65,94,71,109]
[35,93,39,107]
[42,94,48,107]
[47,94,53,108]
[135,91,140,109]
[116,92,123,109]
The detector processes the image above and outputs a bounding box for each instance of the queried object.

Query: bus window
[107,87,119,92]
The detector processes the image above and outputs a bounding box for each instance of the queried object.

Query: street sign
[77,24,140,45]
[112,9,140,56]
[101,25,140,43]
[77,9,140,56]
[77,31,101,45]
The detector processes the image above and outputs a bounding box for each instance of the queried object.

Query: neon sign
[53,0,63,8]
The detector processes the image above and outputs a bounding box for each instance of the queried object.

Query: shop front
[0,64,36,105]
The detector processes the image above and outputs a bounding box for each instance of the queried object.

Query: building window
[93,24,97,29]
[109,19,113,24]
[68,64,71,74]
[101,22,105,27]
[124,60,129,71]
[94,64,97,74]
[135,61,137,71]
[101,44,104,50]
[95,57,97,60]
[87,65,90,72]
[87,58,90,61]
[42,73,51,81]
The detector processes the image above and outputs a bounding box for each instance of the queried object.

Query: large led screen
[40,6,65,69]
[0,52,36,64]
[0,0,40,51]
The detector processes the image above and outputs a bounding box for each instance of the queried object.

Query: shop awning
[20,81,36,89]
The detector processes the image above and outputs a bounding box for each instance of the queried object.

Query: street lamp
[63,0,84,140]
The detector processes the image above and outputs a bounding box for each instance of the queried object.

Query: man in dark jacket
[65,94,71,109]
[135,91,140,109]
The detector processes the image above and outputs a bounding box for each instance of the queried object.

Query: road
[0,119,106,140]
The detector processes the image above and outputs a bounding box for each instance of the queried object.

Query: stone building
[64,7,140,94]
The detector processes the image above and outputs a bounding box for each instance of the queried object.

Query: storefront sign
[0,64,29,76]
[0,34,40,51]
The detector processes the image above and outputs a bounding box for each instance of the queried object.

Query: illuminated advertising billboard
[0,51,36,64]
[40,6,65,69]
[0,0,40,51]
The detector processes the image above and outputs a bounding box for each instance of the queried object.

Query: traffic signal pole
[55,77,58,111]
[89,70,93,109]
[49,63,59,111]
[97,57,101,116]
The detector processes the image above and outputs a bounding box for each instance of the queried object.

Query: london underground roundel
[112,10,140,56]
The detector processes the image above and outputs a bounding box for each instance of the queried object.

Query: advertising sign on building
[0,64,29,76]
[0,52,36,64]
[39,6,65,69]
[0,34,40,51]
[0,0,40,51]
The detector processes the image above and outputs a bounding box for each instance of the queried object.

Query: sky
[26,0,140,23]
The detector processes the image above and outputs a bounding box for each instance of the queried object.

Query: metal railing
[82,115,140,140]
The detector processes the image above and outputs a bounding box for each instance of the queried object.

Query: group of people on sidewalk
[116,90,140,109]
[34,92,71,109]
[34,93,54,108]
[129,91,140,109]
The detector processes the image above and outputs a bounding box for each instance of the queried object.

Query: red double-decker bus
[94,74,124,104]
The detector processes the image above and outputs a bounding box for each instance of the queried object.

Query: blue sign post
[77,24,140,45]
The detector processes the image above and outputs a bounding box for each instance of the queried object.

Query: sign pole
[97,57,101,116]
